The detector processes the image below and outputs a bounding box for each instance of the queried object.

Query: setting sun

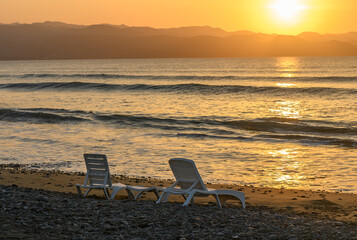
[0,0,357,35]
[268,0,308,22]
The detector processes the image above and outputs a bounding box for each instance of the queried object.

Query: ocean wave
[305,76,357,82]
[256,134,357,148]
[17,73,239,80]
[0,135,61,145]
[1,82,356,96]
[222,119,357,135]
[2,108,356,136]
[175,133,249,140]
[94,113,357,136]
[1,73,356,82]
[175,132,357,148]
[18,107,89,115]
[1,107,355,147]
[0,108,87,124]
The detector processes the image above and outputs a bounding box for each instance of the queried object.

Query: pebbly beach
[0,164,356,239]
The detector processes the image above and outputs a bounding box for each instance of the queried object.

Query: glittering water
[0,57,356,192]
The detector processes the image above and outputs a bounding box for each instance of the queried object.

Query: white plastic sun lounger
[156,158,245,208]
[76,154,160,200]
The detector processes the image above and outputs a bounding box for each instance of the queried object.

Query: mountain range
[0,21,356,60]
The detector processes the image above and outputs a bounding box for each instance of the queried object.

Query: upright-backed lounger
[76,154,160,200]
[156,158,245,208]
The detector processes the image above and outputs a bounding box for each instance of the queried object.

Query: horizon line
[1,21,356,36]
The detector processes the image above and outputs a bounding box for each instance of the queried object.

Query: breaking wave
[2,107,355,148]
[1,82,356,96]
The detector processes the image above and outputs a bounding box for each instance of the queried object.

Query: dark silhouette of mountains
[0,21,356,60]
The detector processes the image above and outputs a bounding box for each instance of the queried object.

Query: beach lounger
[156,158,245,208]
[76,154,160,200]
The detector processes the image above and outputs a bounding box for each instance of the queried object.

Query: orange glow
[268,0,308,23]
[0,0,356,35]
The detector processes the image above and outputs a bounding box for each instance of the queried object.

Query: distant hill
[0,21,356,60]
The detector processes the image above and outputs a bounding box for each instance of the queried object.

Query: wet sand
[1,164,356,223]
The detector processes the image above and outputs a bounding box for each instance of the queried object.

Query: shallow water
[0,57,356,192]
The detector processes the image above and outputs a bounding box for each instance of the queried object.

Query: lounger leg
[126,189,135,200]
[183,192,196,206]
[156,191,169,204]
[110,187,126,200]
[163,192,171,202]
[83,189,92,197]
[153,190,160,200]
[217,192,245,208]
[238,192,246,209]
[213,194,222,208]
[228,192,245,209]
[239,196,246,209]
[103,188,110,200]
[135,189,159,200]
[76,185,83,197]
[134,191,144,200]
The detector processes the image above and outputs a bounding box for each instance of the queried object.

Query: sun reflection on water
[275,57,300,78]
[270,100,301,119]
[268,148,304,188]
[276,83,296,88]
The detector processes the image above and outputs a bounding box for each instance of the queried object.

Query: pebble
[287,234,298,240]
[36,195,48,202]
[268,234,278,240]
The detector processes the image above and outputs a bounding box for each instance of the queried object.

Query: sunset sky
[0,0,356,35]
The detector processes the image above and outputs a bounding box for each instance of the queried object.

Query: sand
[0,164,356,223]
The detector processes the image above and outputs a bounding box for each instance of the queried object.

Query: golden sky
[0,0,356,35]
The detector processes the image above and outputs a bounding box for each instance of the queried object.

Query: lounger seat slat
[86,157,107,162]
[86,163,107,168]
[88,175,106,179]
[89,166,108,172]
[89,175,105,180]
[88,169,107,175]
[90,180,106,185]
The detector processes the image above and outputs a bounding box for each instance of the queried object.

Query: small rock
[335,221,343,226]
[36,195,48,202]
[268,234,278,240]
[286,234,298,240]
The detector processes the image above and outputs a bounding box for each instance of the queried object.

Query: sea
[0,57,356,193]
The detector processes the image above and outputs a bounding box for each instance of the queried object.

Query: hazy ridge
[0,21,357,60]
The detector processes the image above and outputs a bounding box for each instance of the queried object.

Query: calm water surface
[0,57,356,192]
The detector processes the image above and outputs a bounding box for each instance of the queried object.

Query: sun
[268,0,307,22]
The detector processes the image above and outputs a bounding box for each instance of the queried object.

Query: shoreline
[1,164,356,223]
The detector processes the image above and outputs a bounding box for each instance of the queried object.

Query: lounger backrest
[84,154,112,187]
[169,158,207,191]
